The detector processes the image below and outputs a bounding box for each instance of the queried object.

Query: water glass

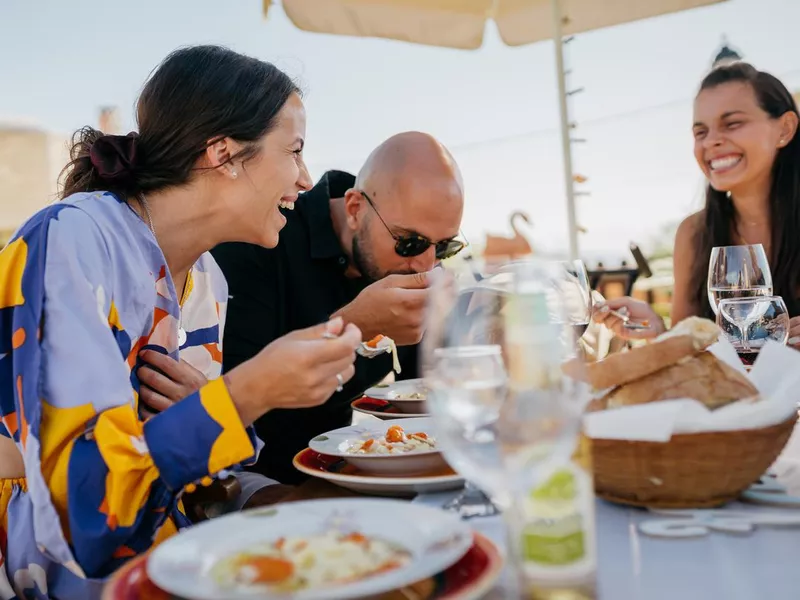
[707,244,772,315]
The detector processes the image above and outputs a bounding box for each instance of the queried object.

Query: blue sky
[2,0,799,264]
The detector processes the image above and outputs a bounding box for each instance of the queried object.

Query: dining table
[104,418,800,600]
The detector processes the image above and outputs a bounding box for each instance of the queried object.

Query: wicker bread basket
[591,414,797,508]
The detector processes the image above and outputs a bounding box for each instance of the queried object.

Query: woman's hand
[137,350,208,415]
[592,296,666,341]
[225,316,361,426]
[787,316,800,348]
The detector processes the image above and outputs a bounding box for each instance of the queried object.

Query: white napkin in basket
[583,338,800,442]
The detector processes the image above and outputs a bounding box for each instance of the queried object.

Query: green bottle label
[523,529,586,565]
[521,467,587,566]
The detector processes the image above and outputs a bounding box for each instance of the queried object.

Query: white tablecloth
[413,426,800,600]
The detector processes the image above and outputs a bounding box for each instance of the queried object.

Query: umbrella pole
[551,0,579,261]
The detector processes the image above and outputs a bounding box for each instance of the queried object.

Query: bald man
[211,132,466,486]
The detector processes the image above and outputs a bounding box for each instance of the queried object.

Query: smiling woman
[671,62,800,325]
[0,45,362,600]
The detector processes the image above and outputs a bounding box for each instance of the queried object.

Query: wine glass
[422,260,589,512]
[717,296,789,367]
[464,258,593,336]
[423,259,592,595]
[707,244,773,315]
[422,264,510,517]
[556,259,593,339]
[430,345,510,516]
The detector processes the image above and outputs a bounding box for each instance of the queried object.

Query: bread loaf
[565,316,721,390]
[592,351,758,411]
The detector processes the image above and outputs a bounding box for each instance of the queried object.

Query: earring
[231,170,238,179]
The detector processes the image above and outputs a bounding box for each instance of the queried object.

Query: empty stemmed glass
[707,244,773,315]
[556,259,593,340]
[422,263,510,517]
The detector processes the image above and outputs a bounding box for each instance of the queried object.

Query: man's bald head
[343,132,466,282]
[355,131,464,207]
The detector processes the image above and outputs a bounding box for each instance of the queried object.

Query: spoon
[357,343,392,359]
[356,335,395,359]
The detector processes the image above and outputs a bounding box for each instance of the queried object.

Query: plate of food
[293,449,464,497]
[309,418,447,476]
[105,532,503,600]
[147,498,473,600]
[365,378,431,414]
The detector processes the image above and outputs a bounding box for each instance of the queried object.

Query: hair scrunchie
[89,132,140,187]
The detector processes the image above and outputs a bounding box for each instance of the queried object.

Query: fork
[597,305,652,331]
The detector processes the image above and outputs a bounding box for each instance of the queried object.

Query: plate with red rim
[309,417,447,476]
[293,448,464,497]
[352,397,429,420]
[146,498,474,600]
[364,378,430,414]
[102,532,504,600]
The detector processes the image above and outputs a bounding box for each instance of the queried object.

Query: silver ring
[335,373,344,392]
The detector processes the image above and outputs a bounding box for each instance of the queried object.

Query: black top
[211,170,419,484]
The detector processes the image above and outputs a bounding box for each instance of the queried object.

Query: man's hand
[334,272,430,346]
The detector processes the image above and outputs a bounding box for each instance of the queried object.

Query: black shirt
[211,170,419,484]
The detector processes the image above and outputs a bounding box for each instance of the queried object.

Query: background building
[0,122,70,245]
[0,107,122,246]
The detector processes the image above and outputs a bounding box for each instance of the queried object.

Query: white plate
[309,418,447,476]
[148,498,473,600]
[364,378,430,414]
[351,397,429,420]
[294,448,464,497]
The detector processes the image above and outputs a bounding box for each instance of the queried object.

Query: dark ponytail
[59,45,300,200]
[60,127,139,198]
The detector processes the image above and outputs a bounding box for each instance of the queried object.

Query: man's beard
[351,232,415,283]
[351,234,384,284]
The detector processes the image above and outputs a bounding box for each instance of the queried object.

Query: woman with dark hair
[0,45,361,599]
[595,62,800,343]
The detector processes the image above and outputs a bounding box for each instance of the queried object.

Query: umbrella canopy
[266,0,726,50]
[263,0,729,259]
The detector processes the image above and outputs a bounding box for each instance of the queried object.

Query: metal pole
[551,0,579,261]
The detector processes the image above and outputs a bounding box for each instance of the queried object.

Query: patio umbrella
[263,0,729,259]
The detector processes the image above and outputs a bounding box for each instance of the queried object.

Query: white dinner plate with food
[293,448,464,497]
[309,418,447,476]
[147,498,473,600]
[364,378,431,414]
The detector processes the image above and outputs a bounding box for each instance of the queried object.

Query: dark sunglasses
[358,190,467,260]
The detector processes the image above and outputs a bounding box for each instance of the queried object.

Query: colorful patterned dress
[0,192,261,599]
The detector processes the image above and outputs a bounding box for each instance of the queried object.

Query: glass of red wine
[716,296,789,367]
